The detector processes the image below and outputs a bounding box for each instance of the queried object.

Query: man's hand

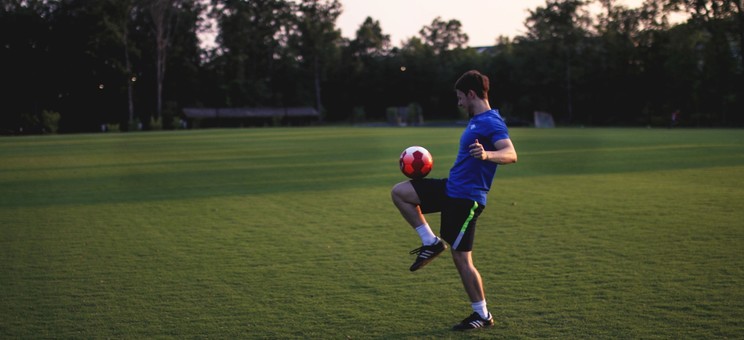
[469,138,518,164]
[469,139,487,160]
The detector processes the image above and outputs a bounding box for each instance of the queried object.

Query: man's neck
[472,100,491,116]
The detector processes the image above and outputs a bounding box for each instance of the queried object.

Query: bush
[106,123,121,132]
[352,106,365,123]
[149,116,162,130]
[19,112,40,133]
[41,111,61,133]
[17,111,61,134]
[129,118,142,131]
[406,103,423,126]
[172,116,186,129]
[386,107,401,126]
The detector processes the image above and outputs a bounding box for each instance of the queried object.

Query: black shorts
[410,178,485,251]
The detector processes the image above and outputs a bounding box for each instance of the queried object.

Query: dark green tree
[522,0,591,124]
[350,16,390,58]
[419,16,469,54]
[148,0,180,121]
[662,0,743,125]
[209,0,293,107]
[49,0,131,131]
[290,0,343,116]
[589,0,645,124]
[0,0,55,132]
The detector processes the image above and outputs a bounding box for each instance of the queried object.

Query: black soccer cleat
[409,238,447,272]
[452,312,494,331]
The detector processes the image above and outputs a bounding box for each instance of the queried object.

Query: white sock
[415,224,438,245]
[472,300,490,319]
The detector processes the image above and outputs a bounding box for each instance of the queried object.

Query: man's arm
[469,138,517,164]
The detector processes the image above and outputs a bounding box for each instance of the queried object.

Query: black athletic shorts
[410,178,485,252]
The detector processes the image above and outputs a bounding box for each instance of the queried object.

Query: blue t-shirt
[446,109,510,205]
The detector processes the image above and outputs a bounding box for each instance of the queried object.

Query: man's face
[456,90,473,117]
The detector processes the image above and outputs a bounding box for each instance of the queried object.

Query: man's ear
[468,90,477,99]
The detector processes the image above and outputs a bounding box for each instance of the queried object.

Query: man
[391,70,517,330]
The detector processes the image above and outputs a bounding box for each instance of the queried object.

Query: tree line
[2,0,742,133]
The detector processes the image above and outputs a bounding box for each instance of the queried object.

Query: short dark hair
[454,70,489,99]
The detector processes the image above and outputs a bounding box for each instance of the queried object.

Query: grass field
[1,127,743,338]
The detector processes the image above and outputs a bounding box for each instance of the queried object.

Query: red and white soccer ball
[399,146,433,179]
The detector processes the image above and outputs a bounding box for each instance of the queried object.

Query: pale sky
[337,0,647,47]
[199,0,660,50]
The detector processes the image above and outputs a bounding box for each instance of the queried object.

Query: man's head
[455,70,490,116]
[455,70,489,100]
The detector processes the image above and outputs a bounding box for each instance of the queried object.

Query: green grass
[1,127,743,338]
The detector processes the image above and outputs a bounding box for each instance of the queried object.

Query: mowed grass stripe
[479,164,744,338]
[1,127,743,338]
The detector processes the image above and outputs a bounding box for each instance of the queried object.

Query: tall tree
[148,0,181,121]
[591,1,644,124]
[418,16,469,54]
[50,0,133,131]
[99,0,139,129]
[524,0,591,123]
[665,0,743,60]
[0,0,54,132]
[291,0,343,115]
[661,0,743,125]
[350,16,390,58]
[211,0,292,107]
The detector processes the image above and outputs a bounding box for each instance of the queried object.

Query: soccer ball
[399,146,433,179]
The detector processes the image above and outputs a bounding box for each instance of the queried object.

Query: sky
[199,0,661,50]
[336,0,646,47]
